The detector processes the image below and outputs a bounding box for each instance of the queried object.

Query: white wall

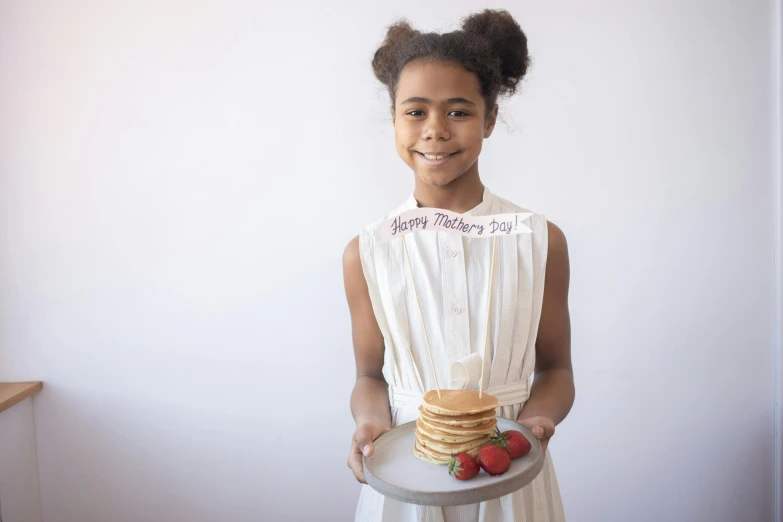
[0,1,778,521]
[0,399,43,522]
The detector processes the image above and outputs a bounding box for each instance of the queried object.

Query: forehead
[395,59,483,104]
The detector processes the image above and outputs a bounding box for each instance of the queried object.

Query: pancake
[414,428,492,454]
[413,389,499,465]
[417,416,497,438]
[418,405,496,427]
[412,442,451,465]
[415,418,495,443]
[413,439,482,465]
[422,389,499,417]
[413,441,472,465]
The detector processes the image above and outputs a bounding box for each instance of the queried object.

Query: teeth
[423,153,450,160]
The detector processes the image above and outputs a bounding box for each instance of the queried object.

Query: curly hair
[372,9,531,114]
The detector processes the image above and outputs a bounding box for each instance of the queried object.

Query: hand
[517,416,555,454]
[347,420,390,484]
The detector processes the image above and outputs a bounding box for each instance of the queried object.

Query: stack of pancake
[413,389,499,465]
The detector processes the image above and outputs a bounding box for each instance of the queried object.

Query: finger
[356,422,391,456]
[532,424,554,440]
[519,416,555,440]
[347,445,367,483]
[353,425,376,457]
[539,419,556,440]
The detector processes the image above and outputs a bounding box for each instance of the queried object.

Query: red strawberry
[503,430,531,459]
[448,452,480,480]
[477,444,511,476]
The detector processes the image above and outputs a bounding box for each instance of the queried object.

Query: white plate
[363,417,545,507]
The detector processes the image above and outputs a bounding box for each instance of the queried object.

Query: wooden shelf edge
[0,382,43,414]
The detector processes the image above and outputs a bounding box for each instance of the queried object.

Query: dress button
[453,306,462,314]
[448,250,458,258]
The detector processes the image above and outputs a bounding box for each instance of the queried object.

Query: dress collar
[403,186,494,216]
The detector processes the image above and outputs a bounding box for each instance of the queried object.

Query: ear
[484,104,499,138]
[390,105,396,124]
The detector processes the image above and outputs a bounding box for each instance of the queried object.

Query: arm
[517,221,575,448]
[343,235,392,483]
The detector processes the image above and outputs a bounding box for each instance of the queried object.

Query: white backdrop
[0,1,779,521]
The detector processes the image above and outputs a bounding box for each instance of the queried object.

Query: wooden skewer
[479,235,498,399]
[402,236,441,399]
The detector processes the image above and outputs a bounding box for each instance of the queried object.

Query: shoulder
[354,199,411,255]
[546,221,568,257]
[345,201,407,278]
[544,220,570,290]
[361,200,411,236]
[342,234,373,294]
[490,192,568,267]
[343,235,361,269]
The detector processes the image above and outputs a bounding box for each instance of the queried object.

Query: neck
[412,165,484,213]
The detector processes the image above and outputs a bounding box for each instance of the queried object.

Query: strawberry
[448,452,480,480]
[477,444,511,476]
[503,430,531,459]
[490,429,532,460]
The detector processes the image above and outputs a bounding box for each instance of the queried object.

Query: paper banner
[380,208,533,243]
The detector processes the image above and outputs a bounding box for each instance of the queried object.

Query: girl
[343,9,574,522]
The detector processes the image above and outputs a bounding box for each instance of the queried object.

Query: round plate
[363,417,545,507]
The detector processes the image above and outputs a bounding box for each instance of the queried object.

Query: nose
[422,113,450,141]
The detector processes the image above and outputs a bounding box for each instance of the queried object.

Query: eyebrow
[399,96,476,107]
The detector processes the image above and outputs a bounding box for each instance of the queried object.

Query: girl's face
[393,59,498,188]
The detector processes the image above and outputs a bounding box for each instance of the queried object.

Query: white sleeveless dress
[355,187,566,522]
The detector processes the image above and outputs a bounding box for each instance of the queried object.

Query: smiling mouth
[416,151,459,161]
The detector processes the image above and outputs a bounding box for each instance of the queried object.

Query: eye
[449,110,469,117]
[406,110,425,117]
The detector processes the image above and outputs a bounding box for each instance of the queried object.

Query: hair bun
[461,9,530,95]
[384,20,419,42]
[372,21,421,87]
